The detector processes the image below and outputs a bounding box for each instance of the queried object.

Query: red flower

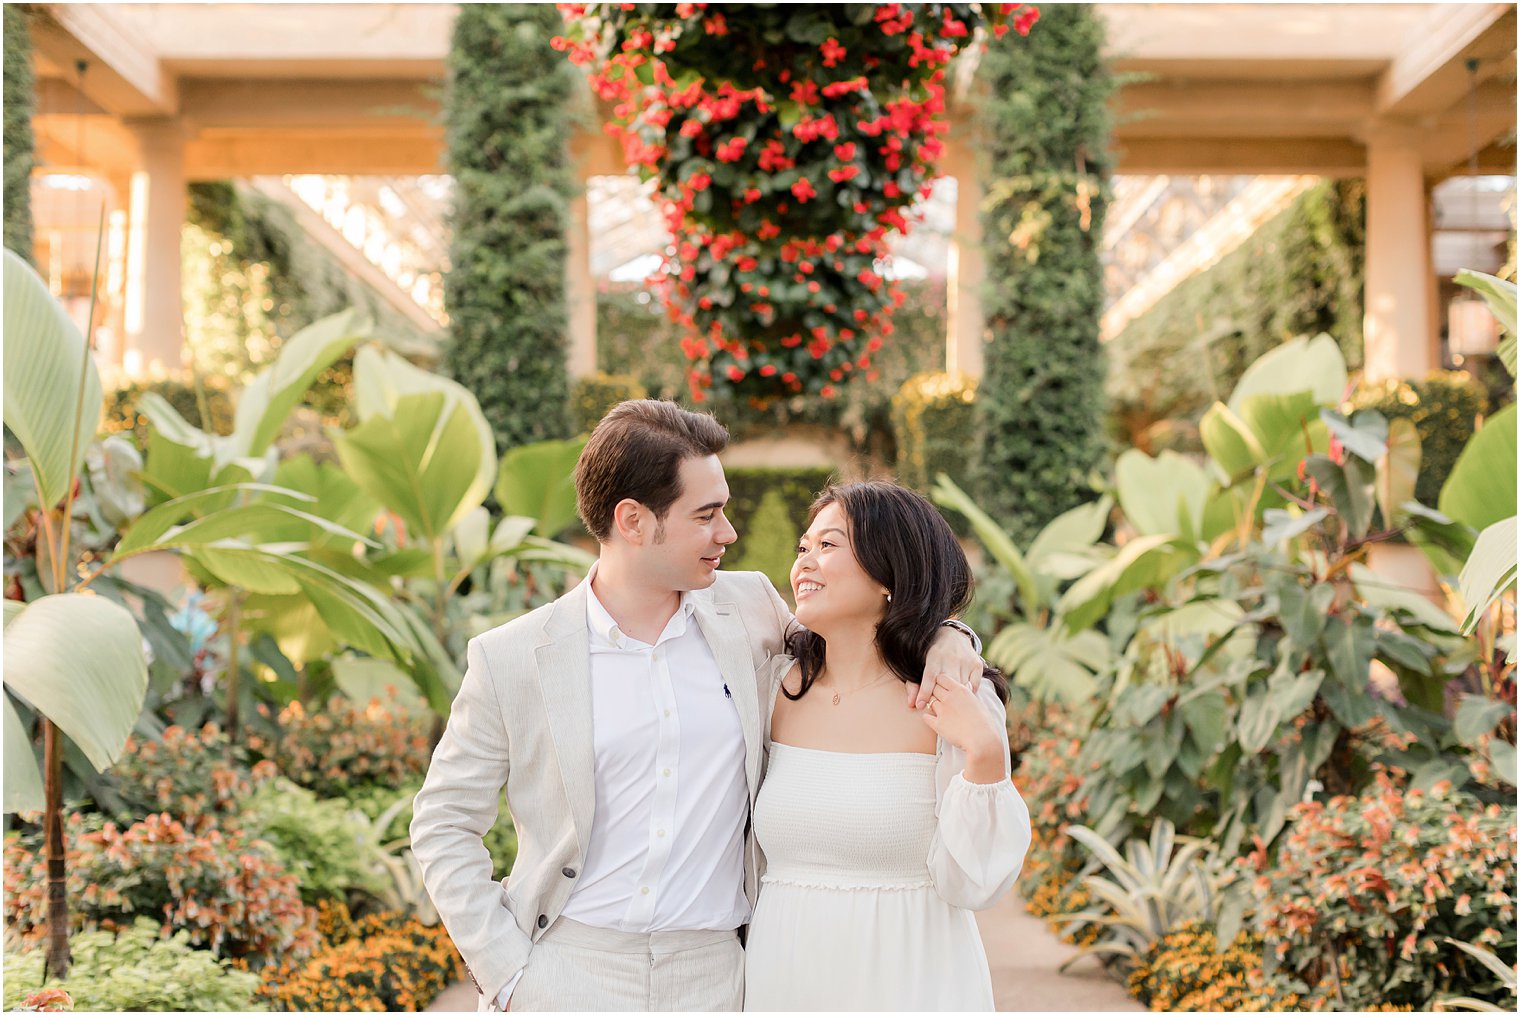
[743,187,762,203]
[715,137,748,162]
[834,142,857,161]
[820,37,847,68]
[791,79,821,105]
[828,165,859,183]
[791,177,817,202]
[759,364,778,377]
[726,365,745,382]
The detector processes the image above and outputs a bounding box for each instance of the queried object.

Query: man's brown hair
[574,400,729,542]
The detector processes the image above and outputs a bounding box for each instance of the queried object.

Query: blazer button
[562,867,577,879]
[537,914,549,929]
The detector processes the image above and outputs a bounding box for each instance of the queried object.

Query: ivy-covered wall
[1105,180,1366,453]
[443,5,576,453]
[4,3,35,261]
[973,4,1113,545]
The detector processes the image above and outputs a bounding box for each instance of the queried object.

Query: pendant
[831,692,841,706]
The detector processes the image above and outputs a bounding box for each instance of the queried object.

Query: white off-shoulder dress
[742,656,1032,1012]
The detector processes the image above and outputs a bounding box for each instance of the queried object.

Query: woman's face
[790,501,888,632]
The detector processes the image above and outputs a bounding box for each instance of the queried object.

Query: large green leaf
[1239,391,1325,481]
[1440,403,1517,532]
[495,437,590,538]
[2,594,148,774]
[1375,417,1421,528]
[4,692,43,813]
[1454,269,1517,339]
[1026,496,1112,568]
[1458,518,1518,634]
[1226,333,1346,416]
[334,390,483,544]
[1200,403,1266,485]
[986,622,1110,705]
[270,454,381,548]
[932,474,1039,616]
[1115,450,1211,542]
[3,248,104,510]
[1059,534,1189,634]
[113,483,312,558]
[225,309,370,466]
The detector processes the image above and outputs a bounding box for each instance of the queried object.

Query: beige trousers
[506,918,744,1012]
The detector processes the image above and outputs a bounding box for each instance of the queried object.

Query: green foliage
[254,910,463,1012]
[5,813,319,965]
[891,372,977,505]
[1350,371,1488,510]
[570,372,647,435]
[344,778,518,883]
[724,466,835,595]
[3,3,34,261]
[972,4,1112,544]
[3,919,265,1013]
[1107,181,1365,454]
[1253,776,1516,1011]
[245,696,431,798]
[444,4,575,452]
[730,489,800,601]
[103,375,238,448]
[243,779,386,904]
[103,724,272,830]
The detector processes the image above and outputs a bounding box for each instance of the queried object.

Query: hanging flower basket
[555,2,1038,405]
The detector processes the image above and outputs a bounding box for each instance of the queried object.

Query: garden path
[424,890,1143,1012]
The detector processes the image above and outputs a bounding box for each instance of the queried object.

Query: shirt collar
[584,560,697,649]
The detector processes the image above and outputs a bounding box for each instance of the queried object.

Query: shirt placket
[624,638,681,928]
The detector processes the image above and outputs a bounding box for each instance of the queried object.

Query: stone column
[565,189,597,378]
[121,119,186,378]
[942,138,984,380]
[1362,123,1436,382]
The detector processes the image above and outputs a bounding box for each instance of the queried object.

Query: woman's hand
[912,625,984,709]
[918,674,1007,784]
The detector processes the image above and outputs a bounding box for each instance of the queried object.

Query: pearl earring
[885,592,893,603]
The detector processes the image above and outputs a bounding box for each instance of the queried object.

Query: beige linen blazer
[410,570,792,1004]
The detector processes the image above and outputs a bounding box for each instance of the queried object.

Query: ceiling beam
[178,78,440,131]
[1114,80,1374,139]
[184,132,446,179]
[1376,4,1516,116]
[1112,137,1369,176]
[30,4,175,117]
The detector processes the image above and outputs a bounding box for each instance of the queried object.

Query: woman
[742,481,1031,1012]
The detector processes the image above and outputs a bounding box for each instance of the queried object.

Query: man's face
[635,454,737,592]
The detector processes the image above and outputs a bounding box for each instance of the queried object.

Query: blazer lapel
[535,583,596,854]
[692,595,763,805]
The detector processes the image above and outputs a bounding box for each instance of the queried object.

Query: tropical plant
[4,246,151,977]
[1437,937,1519,1012]
[1052,819,1234,971]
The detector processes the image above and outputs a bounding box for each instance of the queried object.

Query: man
[411,400,983,1011]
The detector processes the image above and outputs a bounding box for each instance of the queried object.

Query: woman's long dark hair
[783,481,1007,703]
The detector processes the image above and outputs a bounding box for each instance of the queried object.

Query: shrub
[1349,371,1489,510]
[105,724,275,830]
[1128,921,1301,1012]
[4,3,35,261]
[246,695,431,797]
[255,911,463,1012]
[243,778,386,903]
[5,813,319,965]
[891,371,978,507]
[973,4,1112,544]
[3,919,264,1013]
[444,4,575,451]
[1250,775,1516,1011]
[102,376,237,448]
[343,779,518,883]
[570,372,647,435]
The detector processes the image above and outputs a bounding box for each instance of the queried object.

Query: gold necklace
[825,672,895,706]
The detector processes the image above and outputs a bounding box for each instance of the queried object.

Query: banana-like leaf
[1200,402,1267,486]
[349,346,497,537]
[1026,496,1112,567]
[1454,270,1518,340]
[496,438,589,538]
[332,655,427,713]
[2,594,148,776]
[114,483,314,558]
[1115,450,1211,543]
[1375,417,1422,529]
[1458,518,1518,634]
[1226,333,1346,415]
[1440,403,1517,533]
[3,248,104,510]
[4,692,43,813]
[1059,534,1188,634]
[224,309,370,468]
[932,474,1040,617]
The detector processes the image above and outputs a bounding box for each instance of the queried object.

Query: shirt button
[663,709,671,718]
[662,768,671,777]
[641,886,651,896]
[657,829,666,838]
[537,914,548,929]
[562,867,577,879]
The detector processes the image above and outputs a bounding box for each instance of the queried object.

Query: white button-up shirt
[557,572,751,932]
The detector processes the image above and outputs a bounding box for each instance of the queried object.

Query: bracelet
[939,618,983,656]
